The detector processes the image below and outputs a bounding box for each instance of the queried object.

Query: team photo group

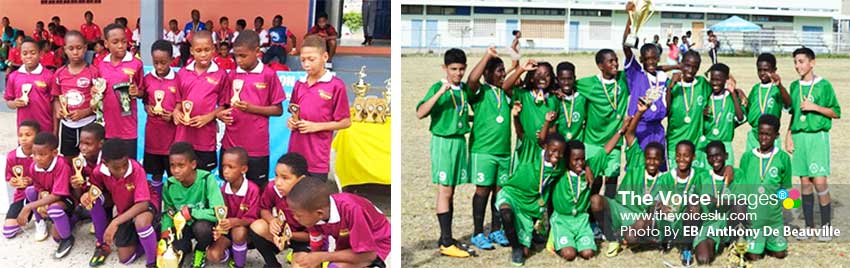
[412,1,842,267]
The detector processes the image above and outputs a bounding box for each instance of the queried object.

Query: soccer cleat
[55,236,75,259]
[795,227,810,240]
[193,250,206,268]
[439,244,471,258]
[818,225,832,242]
[489,230,510,247]
[531,231,547,244]
[680,249,693,267]
[88,242,111,267]
[510,247,524,267]
[34,220,48,241]
[545,234,556,254]
[591,223,604,240]
[470,233,494,250]
[605,241,621,257]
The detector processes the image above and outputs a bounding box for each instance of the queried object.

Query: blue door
[411,19,423,48]
[426,20,439,48]
[506,19,518,46]
[802,26,823,32]
[570,21,579,49]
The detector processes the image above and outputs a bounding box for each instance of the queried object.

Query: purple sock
[3,225,21,238]
[91,197,108,244]
[150,180,163,198]
[24,187,43,222]
[47,205,71,239]
[220,248,230,263]
[232,242,247,267]
[136,225,158,266]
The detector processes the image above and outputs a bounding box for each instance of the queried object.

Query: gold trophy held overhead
[624,0,655,48]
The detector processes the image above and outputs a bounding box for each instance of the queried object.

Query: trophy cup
[272,207,292,250]
[624,0,656,48]
[352,66,370,123]
[173,208,187,240]
[214,205,228,235]
[37,191,49,216]
[112,80,132,116]
[157,232,182,268]
[640,83,662,106]
[86,184,102,209]
[365,98,377,123]
[71,155,85,186]
[383,78,391,116]
[182,101,193,124]
[11,165,23,186]
[727,229,751,268]
[231,79,244,105]
[153,90,165,114]
[59,95,69,117]
[91,78,106,106]
[288,104,300,121]
[20,83,32,105]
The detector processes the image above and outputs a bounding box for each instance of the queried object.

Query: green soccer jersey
[667,76,711,148]
[577,72,630,146]
[469,82,512,155]
[702,92,744,142]
[161,170,225,231]
[617,164,670,213]
[514,86,558,140]
[746,83,786,130]
[624,141,645,173]
[738,147,792,228]
[416,81,472,137]
[502,150,567,211]
[789,77,841,133]
[554,92,588,141]
[552,170,592,215]
[661,168,708,208]
[695,167,743,214]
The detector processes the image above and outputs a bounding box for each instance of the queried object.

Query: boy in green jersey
[539,61,586,142]
[694,63,745,169]
[739,115,792,260]
[786,47,841,240]
[160,142,226,267]
[657,140,708,266]
[665,51,710,170]
[693,140,744,265]
[496,133,567,266]
[501,59,559,168]
[547,140,596,261]
[744,53,791,152]
[577,49,630,199]
[415,48,476,257]
[466,47,511,250]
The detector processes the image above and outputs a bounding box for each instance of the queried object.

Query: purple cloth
[47,204,71,239]
[624,55,668,150]
[91,197,108,244]
[137,225,158,265]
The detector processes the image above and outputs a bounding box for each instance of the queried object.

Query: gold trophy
[20,83,32,105]
[182,101,193,124]
[90,78,106,106]
[383,78,391,116]
[214,205,228,235]
[157,233,181,268]
[59,95,69,117]
[86,184,102,209]
[624,0,656,48]
[231,79,244,105]
[127,73,137,98]
[365,98,377,123]
[10,165,23,186]
[71,155,85,186]
[272,207,292,250]
[36,191,49,216]
[173,208,187,240]
[153,90,165,114]
[352,66,370,122]
[288,104,300,121]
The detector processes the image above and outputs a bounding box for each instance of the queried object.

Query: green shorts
[605,197,645,239]
[746,224,788,255]
[549,212,597,252]
[791,131,831,177]
[586,144,622,178]
[693,219,727,252]
[693,139,734,170]
[495,189,541,247]
[745,130,782,154]
[469,153,510,186]
[430,135,469,186]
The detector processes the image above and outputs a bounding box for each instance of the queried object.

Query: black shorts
[107,138,138,160]
[290,240,311,253]
[113,202,158,247]
[196,150,217,171]
[5,199,27,219]
[143,153,171,179]
[368,257,387,268]
[59,123,82,157]
[220,150,269,189]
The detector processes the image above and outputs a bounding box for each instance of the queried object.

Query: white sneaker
[35,220,48,241]
[818,225,832,242]
[795,227,810,241]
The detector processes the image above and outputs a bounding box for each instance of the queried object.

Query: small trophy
[59,95,69,117]
[86,184,102,209]
[20,83,32,105]
[91,78,106,105]
[352,66,370,123]
[37,191,49,216]
[383,78,391,116]
[214,205,228,235]
[726,225,751,268]
[153,90,165,114]
[365,98,377,123]
[624,0,656,48]
[127,73,138,98]
[11,165,23,186]
[288,104,300,121]
[272,207,292,250]
[231,79,244,105]
[113,81,132,115]
[173,208,187,240]
[72,155,85,186]
[640,84,662,106]
[157,233,182,268]
[182,101,193,123]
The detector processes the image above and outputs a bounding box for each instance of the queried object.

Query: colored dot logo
[778,189,801,209]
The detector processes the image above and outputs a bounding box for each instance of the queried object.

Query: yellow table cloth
[331,117,391,187]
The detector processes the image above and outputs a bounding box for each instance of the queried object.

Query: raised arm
[468,47,498,94]
[537,111,557,146]
[770,72,792,108]
[502,59,536,97]
[416,82,451,119]
[622,2,635,61]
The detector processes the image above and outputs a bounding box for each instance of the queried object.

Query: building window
[41,0,100,3]
[521,8,566,16]
[589,21,611,40]
[402,5,424,15]
[752,15,793,23]
[473,19,496,38]
[707,13,749,21]
[448,19,471,37]
[661,12,704,20]
[571,9,612,17]
[474,7,517,15]
[521,20,564,39]
[426,6,471,16]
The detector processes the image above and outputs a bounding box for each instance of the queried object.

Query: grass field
[401,52,850,267]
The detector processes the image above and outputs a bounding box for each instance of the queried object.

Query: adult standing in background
[181,9,206,64]
[1,17,20,46]
[362,0,377,46]
[707,30,719,64]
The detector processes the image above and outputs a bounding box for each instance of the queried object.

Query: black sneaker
[532,232,547,244]
[510,247,524,267]
[89,242,111,267]
[55,236,75,259]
